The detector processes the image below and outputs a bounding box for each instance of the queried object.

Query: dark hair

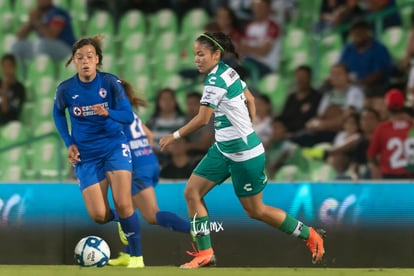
[332,63,349,73]
[186,91,202,100]
[1,53,16,64]
[196,31,239,60]
[350,17,371,31]
[345,112,361,132]
[362,107,381,121]
[65,34,104,67]
[120,79,147,108]
[152,88,183,117]
[272,115,286,126]
[256,93,271,105]
[295,65,312,77]
[218,5,243,32]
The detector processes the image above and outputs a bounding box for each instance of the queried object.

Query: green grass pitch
[0,266,412,276]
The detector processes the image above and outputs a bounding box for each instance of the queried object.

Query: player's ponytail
[120,79,147,108]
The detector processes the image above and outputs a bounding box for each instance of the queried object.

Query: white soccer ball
[74,235,111,267]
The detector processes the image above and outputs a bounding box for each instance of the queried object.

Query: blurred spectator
[227,0,254,22]
[252,93,273,145]
[0,54,26,126]
[365,0,401,35]
[326,112,361,179]
[349,107,381,180]
[147,88,186,167]
[211,4,245,69]
[215,5,245,50]
[331,0,366,42]
[314,0,345,34]
[279,65,322,135]
[292,63,364,147]
[180,6,247,80]
[160,137,197,179]
[239,0,281,79]
[265,116,309,179]
[184,91,214,162]
[338,18,392,108]
[402,11,414,104]
[270,0,297,26]
[367,89,414,179]
[13,0,76,79]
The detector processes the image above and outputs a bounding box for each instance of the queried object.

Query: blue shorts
[131,162,160,196]
[75,145,132,190]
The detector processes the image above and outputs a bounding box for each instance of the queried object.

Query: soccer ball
[74,236,111,267]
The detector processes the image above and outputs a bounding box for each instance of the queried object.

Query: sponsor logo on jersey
[72,102,109,117]
[72,95,79,99]
[208,76,217,85]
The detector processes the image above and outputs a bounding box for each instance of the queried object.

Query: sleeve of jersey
[200,76,227,109]
[107,78,134,124]
[53,87,73,148]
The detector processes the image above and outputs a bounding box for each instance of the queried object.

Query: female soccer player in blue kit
[160,32,326,268]
[52,35,143,268]
[108,80,191,266]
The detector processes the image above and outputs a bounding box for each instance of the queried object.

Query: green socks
[279,213,310,240]
[190,215,212,250]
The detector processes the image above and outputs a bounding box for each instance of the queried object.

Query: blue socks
[156,211,191,233]
[119,213,142,257]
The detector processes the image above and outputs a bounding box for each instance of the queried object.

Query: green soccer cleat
[127,256,145,268]
[117,222,128,246]
[108,252,130,266]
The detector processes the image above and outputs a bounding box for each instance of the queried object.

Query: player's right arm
[53,84,74,148]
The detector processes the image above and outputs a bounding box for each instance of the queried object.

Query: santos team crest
[99,88,107,98]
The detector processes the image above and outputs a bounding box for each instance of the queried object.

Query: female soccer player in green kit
[159,31,326,268]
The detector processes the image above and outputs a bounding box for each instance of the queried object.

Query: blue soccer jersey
[124,112,160,194]
[53,71,134,161]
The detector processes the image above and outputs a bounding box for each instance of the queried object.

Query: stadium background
[0,0,414,268]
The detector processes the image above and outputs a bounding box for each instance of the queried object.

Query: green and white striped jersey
[200,61,264,162]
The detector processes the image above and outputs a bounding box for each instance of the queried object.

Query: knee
[243,205,265,220]
[90,212,110,224]
[142,211,158,225]
[114,202,133,218]
[184,186,201,203]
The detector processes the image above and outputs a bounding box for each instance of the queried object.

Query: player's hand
[92,104,109,117]
[68,144,81,166]
[159,134,175,152]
